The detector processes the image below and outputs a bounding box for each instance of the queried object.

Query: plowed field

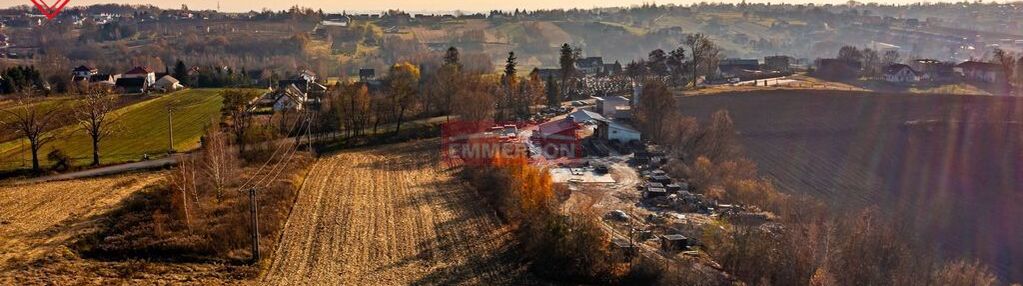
[262,141,528,285]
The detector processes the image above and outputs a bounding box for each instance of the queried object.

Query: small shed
[611,239,639,262]
[660,234,688,253]
[645,187,668,198]
[649,175,672,184]
[154,75,184,92]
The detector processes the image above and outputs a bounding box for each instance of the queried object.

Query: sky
[0,0,995,13]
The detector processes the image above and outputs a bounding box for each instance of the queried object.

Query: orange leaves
[490,155,555,215]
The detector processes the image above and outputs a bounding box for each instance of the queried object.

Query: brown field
[261,140,530,285]
[0,175,161,266]
[678,90,1023,282]
[0,174,251,285]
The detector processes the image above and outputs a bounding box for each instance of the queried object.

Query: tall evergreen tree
[173,60,189,85]
[558,43,576,97]
[545,75,559,108]
[504,51,517,81]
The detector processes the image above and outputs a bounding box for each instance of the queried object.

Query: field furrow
[262,141,528,285]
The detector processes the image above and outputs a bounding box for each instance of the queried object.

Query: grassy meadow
[0,89,232,170]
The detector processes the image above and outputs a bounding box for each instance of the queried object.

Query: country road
[261,141,531,285]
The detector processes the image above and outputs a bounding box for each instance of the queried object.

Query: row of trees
[320,46,549,141]
[0,88,122,172]
[623,34,722,87]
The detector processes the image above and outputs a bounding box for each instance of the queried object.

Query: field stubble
[262,140,530,285]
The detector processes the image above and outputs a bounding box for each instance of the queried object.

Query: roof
[884,64,919,75]
[597,95,629,103]
[536,118,579,136]
[606,120,641,134]
[568,109,609,123]
[359,68,375,77]
[73,65,96,72]
[125,66,154,75]
[956,61,1003,72]
[156,75,180,85]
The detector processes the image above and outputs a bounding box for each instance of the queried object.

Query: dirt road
[261,141,528,285]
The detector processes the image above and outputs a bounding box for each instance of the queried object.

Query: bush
[47,149,71,171]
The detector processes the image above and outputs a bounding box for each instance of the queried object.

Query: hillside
[677,90,1023,281]
[0,89,229,171]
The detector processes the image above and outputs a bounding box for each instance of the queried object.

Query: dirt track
[262,141,528,285]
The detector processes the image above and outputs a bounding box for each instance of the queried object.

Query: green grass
[0,89,233,170]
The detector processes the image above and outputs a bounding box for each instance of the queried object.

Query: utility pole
[248,188,260,263]
[167,104,176,154]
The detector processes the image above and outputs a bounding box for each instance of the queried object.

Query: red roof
[536,118,580,137]
[125,66,154,75]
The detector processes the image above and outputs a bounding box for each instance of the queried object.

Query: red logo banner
[30,0,71,20]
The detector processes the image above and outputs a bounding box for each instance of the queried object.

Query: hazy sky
[0,0,984,13]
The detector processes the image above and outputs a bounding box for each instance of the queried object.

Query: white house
[72,65,98,81]
[883,64,921,83]
[271,84,308,111]
[122,66,157,87]
[597,120,641,143]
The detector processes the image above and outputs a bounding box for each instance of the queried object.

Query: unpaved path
[262,141,529,285]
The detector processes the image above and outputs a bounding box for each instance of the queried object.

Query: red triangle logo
[30,0,71,20]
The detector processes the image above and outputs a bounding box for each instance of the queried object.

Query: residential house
[72,65,98,82]
[603,61,623,76]
[910,59,954,81]
[256,84,309,112]
[956,61,1007,83]
[596,119,641,143]
[883,64,921,83]
[121,66,156,88]
[532,118,582,158]
[575,57,604,75]
[154,75,184,92]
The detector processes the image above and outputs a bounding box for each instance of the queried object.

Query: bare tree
[0,97,64,172]
[201,123,237,201]
[685,34,721,88]
[73,91,121,166]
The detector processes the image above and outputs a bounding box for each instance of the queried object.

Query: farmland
[262,140,530,285]
[677,90,1023,281]
[0,89,230,171]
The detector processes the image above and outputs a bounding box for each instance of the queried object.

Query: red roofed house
[122,66,157,87]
